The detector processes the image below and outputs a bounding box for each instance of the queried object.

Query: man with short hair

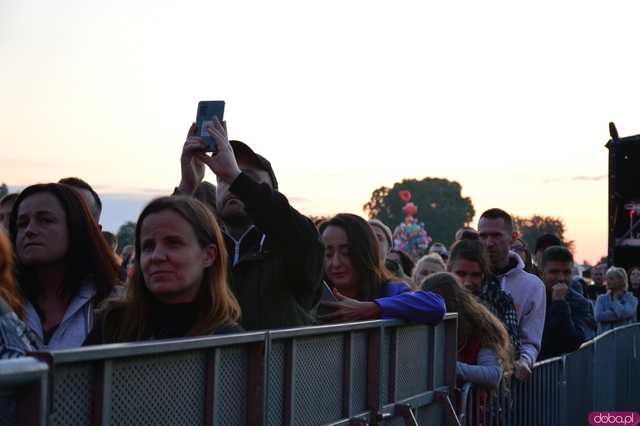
[177,118,324,331]
[0,193,18,233]
[586,263,608,301]
[478,208,546,380]
[533,233,562,271]
[455,226,478,241]
[538,246,596,360]
[58,177,102,225]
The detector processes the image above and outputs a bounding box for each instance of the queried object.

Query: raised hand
[178,123,207,194]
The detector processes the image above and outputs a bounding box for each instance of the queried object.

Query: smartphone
[316,281,337,318]
[195,101,225,152]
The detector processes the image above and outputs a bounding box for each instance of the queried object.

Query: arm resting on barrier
[456,348,503,388]
[375,290,446,324]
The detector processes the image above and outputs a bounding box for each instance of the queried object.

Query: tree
[0,183,8,199]
[116,221,136,255]
[513,215,574,253]
[363,177,475,249]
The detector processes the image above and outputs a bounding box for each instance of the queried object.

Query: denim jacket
[594,291,638,335]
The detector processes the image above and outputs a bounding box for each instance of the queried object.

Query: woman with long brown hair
[85,196,241,344]
[318,213,445,324]
[9,183,120,349]
[421,272,514,388]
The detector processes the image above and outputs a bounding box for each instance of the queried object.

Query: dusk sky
[3,0,640,263]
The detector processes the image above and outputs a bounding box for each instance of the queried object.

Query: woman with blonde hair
[420,272,514,388]
[594,266,638,335]
[85,196,242,344]
[412,253,446,288]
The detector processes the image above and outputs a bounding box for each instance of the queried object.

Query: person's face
[0,202,13,234]
[629,269,640,289]
[322,225,359,292]
[592,265,605,285]
[606,275,624,292]
[372,226,390,259]
[139,210,217,304]
[478,218,514,267]
[216,158,273,223]
[450,259,484,293]
[15,192,69,267]
[541,260,573,291]
[414,261,444,285]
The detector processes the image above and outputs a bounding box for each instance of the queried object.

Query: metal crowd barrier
[0,357,49,426]
[459,322,640,426]
[0,314,459,426]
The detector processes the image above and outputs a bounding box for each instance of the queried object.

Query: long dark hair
[319,213,394,301]
[421,272,514,383]
[101,196,240,342]
[9,183,118,304]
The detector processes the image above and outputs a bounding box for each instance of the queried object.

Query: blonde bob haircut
[606,266,629,292]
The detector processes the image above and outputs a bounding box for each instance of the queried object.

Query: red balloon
[403,202,418,217]
[399,190,412,203]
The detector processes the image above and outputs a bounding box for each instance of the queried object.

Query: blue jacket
[374,281,446,325]
[594,291,638,334]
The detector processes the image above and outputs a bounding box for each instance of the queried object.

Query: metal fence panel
[48,362,95,426]
[213,345,249,425]
[291,333,345,425]
[266,340,286,426]
[350,330,369,415]
[433,323,446,388]
[593,331,617,411]
[109,350,207,426]
[0,357,48,426]
[564,342,594,422]
[613,325,640,410]
[381,327,392,406]
[395,325,430,400]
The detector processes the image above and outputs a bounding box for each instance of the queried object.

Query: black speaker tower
[607,122,640,269]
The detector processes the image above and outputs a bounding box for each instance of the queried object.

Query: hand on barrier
[513,359,531,381]
[318,290,382,323]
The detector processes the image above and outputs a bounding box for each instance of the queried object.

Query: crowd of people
[1,115,638,401]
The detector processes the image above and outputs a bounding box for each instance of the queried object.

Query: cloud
[543,175,606,184]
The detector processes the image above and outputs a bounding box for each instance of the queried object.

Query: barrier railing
[0,314,459,426]
[0,357,49,426]
[460,322,640,426]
